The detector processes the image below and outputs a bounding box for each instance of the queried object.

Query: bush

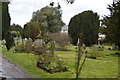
[87,48,105,59]
[50,32,71,49]
[36,53,67,73]
[14,42,32,53]
[2,40,6,45]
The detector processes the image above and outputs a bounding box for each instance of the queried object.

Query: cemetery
[1,36,119,78]
[1,0,120,79]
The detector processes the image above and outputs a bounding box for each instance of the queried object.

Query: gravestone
[26,38,33,52]
[82,44,86,49]
[33,39,43,55]
[112,43,116,50]
[50,41,55,55]
[14,37,19,47]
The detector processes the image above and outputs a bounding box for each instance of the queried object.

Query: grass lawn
[1,45,119,78]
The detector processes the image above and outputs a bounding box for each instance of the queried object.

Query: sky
[9,0,113,27]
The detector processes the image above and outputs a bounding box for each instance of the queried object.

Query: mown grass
[1,45,119,78]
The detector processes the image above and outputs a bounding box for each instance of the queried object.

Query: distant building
[113,0,120,3]
[61,25,68,33]
[98,33,106,41]
[98,33,106,45]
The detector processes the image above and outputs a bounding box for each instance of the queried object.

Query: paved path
[0,54,31,78]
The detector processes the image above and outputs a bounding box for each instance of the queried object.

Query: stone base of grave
[37,62,68,74]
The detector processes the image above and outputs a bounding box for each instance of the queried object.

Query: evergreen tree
[68,10,99,46]
[5,31,14,50]
[2,2,11,39]
[102,1,120,49]
[0,2,2,40]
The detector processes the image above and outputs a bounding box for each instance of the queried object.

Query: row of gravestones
[14,37,45,54]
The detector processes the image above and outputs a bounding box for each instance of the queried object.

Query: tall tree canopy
[31,6,64,36]
[102,1,120,49]
[10,23,23,37]
[10,23,22,32]
[22,22,41,41]
[2,2,11,39]
[68,10,99,46]
[0,2,2,40]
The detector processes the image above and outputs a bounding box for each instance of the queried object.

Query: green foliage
[102,1,120,49]
[2,40,6,45]
[88,48,100,59]
[87,47,105,59]
[31,6,64,35]
[10,24,23,37]
[10,31,20,37]
[22,22,40,41]
[5,31,14,51]
[68,10,99,46]
[10,24,22,31]
[2,2,11,40]
[37,53,66,72]
[0,2,2,40]
[14,43,27,53]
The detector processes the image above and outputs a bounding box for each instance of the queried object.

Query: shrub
[14,42,32,53]
[50,32,71,49]
[2,40,6,45]
[87,47,105,59]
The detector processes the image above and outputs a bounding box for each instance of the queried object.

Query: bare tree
[50,32,71,49]
[75,33,87,79]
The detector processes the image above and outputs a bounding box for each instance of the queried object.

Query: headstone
[33,39,44,55]
[14,37,19,47]
[98,40,100,46]
[112,43,116,50]
[24,38,28,44]
[50,41,55,55]
[82,44,86,49]
[26,38,33,52]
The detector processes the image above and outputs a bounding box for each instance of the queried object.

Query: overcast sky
[9,0,113,27]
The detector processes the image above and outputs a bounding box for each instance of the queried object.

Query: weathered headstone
[26,38,33,52]
[82,44,86,49]
[33,39,43,55]
[112,43,116,50]
[50,41,55,55]
[14,37,19,47]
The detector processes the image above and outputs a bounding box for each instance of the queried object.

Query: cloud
[9,0,113,27]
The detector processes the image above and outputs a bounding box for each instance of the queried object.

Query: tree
[2,2,11,40]
[5,31,14,50]
[50,32,70,48]
[31,6,64,36]
[22,22,41,41]
[10,23,22,32]
[102,1,120,49]
[68,10,99,46]
[75,33,87,79]
[10,23,23,37]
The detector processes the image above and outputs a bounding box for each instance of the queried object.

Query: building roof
[61,25,68,31]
